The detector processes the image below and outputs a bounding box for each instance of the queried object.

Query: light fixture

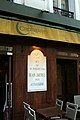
[7,52,13,55]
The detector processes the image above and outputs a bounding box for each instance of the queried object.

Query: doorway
[57,59,77,109]
[0,54,13,120]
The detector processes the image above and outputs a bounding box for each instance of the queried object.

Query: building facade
[0,0,80,120]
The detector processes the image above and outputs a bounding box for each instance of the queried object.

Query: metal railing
[53,7,74,18]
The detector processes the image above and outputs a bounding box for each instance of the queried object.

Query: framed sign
[27,49,47,92]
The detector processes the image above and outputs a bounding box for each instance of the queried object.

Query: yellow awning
[0,18,80,44]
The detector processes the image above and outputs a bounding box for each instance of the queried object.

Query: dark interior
[57,59,77,109]
[0,55,9,120]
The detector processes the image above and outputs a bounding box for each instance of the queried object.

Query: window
[61,0,65,9]
[53,0,68,10]
[61,0,68,10]
[53,0,58,7]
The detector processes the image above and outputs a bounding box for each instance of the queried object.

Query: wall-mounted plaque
[27,49,47,92]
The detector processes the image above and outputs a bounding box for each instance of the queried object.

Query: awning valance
[0,18,80,44]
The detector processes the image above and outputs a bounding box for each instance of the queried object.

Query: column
[44,0,53,13]
[74,0,80,20]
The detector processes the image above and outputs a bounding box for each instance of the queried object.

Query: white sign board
[27,50,47,92]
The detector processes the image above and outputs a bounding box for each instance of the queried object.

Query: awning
[0,18,80,44]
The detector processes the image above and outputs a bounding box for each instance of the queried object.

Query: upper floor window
[53,0,58,7]
[61,0,68,10]
[61,0,65,9]
[53,0,68,10]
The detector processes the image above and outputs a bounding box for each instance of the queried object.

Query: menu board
[27,49,47,92]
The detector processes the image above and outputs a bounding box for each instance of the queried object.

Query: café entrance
[0,46,13,120]
[57,59,78,109]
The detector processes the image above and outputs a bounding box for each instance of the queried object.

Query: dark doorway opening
[57,59,77,109]
[0,55,13,120]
